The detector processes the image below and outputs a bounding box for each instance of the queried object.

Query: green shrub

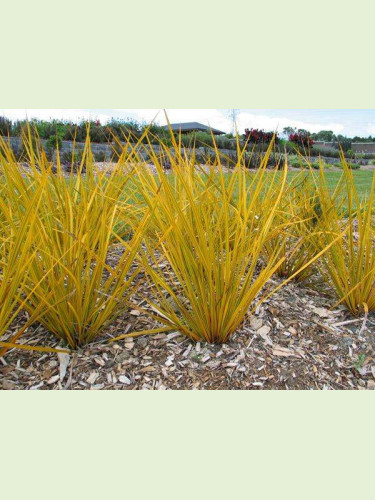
[94,151,107,162]
[176,132,236,151]
[288,156,310,168]
[288,156,302,168]
[310,147,340,158]
[107,119,141,143]
[334,161,361,170]
[61,148,85,172]
[287,156,328,169]
[45,135,62,160]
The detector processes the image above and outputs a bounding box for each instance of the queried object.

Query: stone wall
[2,136,374,164]
[2,136,116,160]
[1,136,158,161]
[1,136,234,161]
[352,142,375,154]
[313,141,375,156]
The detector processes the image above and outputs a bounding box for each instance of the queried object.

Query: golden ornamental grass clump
[262,170,324,282]
[0,138,62,354]
[315,157,375,315]
[0,177,44,347]
[130,138,293,344]
[0,130,151,351]
[125,138,353,344]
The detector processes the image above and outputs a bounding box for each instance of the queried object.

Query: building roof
[162,122,226,135]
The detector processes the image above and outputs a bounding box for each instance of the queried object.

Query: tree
[283,126,296,137]
[334,135,352,152]
[0,116,12,136]
[311,130,334,142]
[297,128,309,136]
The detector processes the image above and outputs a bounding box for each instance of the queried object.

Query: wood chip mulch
[1,271,374,390]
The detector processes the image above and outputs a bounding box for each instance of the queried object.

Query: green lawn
[287,170,374,201]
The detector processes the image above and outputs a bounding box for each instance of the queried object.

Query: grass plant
[315,156,375,314]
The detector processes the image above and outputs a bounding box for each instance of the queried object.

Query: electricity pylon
[229,109,240,135]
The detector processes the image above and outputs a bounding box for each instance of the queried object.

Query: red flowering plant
[244,128,279,144]
[289,132,314,148]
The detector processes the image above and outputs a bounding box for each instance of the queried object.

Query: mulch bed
[1,269,374,390]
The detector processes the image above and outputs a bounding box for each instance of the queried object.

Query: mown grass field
[287,170,374,200]
[217,169,375,207]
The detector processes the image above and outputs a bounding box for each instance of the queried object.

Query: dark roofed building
[162,122,226,136]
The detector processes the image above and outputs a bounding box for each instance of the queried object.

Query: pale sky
[1,109,375,137]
